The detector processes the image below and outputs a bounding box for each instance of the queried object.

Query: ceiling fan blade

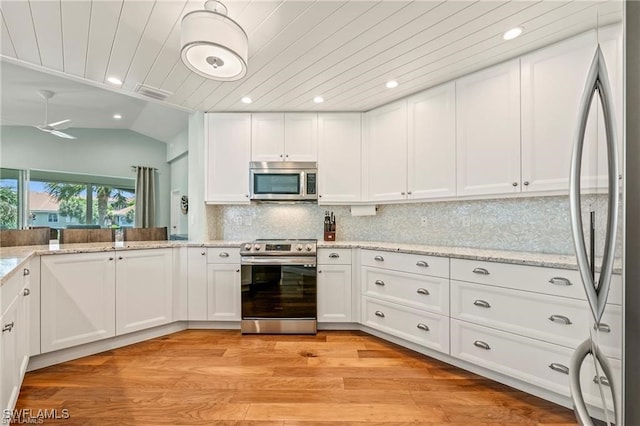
[36,124,53,132]
[48,119,71,129]
[50,130,76,139]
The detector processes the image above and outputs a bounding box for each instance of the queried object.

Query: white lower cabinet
[207,264,241,321]
[362,297,449,354]
[187,248,208,320]
[41,252,116,352]
[116,249,173,335]
[318,264,352,323]
[1,297,19,414]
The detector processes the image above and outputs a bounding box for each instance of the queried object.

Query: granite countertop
[2,239,616,286]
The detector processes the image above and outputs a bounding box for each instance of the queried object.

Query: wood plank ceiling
[0,0,622,113]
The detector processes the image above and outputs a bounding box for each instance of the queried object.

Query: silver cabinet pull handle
[23,288,30,296]
[549,363,570,375]
[416,260,429,267]
[2,322,14,333]
[109,257,114,261]
[593,375,610,387]
[118,256,123,260]
[374,311,385,318]
[473,340,490,350]
[472,267,490,275]
[401,192,405,195]
[473,300,491,308]
[549,314,572,325]
[416,323,430,331]
[374,280,385,286]
[416,288,430,295]
[219,252,230,257]
[328,253,340,258]
[201,252,206,256]
[512,182,518,187]
[23,268,30,276]
[594,323,611,333]
[374,255,384,261]
[236,269,240,273]
[318,270,322,274]
[549,277,572,286]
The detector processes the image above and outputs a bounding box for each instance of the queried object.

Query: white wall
[187,112,207,240]
[0,126,171,228]
[169,154,188,236]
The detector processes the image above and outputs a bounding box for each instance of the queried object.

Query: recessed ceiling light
[503,27,523,41]
[241,96,252,104]
[386,80,399,89]
[113,114,122,120]
[313,96,324,104]
[107,76,123,86]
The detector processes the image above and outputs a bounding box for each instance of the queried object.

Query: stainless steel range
[240,239,317,334]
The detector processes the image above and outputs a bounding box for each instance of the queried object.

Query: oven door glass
[241,263,317,319]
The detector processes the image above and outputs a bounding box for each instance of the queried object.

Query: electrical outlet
[233,216,242,225]
[421,216,428,227]
[462,216,470,227]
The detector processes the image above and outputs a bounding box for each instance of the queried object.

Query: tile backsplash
[208,195,621,255]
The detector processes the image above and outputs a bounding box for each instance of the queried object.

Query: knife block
[323,231,335,241]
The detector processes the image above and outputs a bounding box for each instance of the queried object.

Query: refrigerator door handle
[569,46,620,326]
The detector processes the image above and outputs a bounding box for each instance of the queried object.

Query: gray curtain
[134,166,157,228]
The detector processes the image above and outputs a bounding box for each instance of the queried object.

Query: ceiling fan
[35,90,76,139]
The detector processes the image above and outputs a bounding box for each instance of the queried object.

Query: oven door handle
[241,256,317,266]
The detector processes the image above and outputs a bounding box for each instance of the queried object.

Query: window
[0,168,24,229]
[29,170,136,229]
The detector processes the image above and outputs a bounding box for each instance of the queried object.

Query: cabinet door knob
[318,270,322,274]
[401,192,405,195]
[285,154,289,158]
[374,280,385,286]
[548,314,572,325]
[416,288,430,295]
[473,299,491,308]
[512,182,518,187]
[319,195,323,198]
[280,154,283,158]
[23,268,30,276]
[109,257,114,261]
[245,194,249,197]
[407,191,412,195]
[2,322,14,333]
[472,267,490,275]
[416,323,429,331]
[374,311,385,318]
[549,363,569,375]
[523,181,530,186]
[23,288,30,296]
[201,252,206,256]
[118,256,123,260]
[374,255,384,262]
[473,340,490,350]
[236,269,240,273]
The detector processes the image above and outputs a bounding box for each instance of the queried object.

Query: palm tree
[0,186,18,229]
[45,183,130,227]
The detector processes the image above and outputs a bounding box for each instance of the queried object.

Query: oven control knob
[296,244,303,251]
[253,244,261,251]
[244,244,252,251]
[305,244,313,252]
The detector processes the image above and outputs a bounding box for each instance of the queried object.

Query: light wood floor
[16,330,578,425]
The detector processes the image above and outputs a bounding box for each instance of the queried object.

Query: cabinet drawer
[451,280,621,359]
[207,247,240,264]
[451,319,620,410]
[450,258,622,305]
[362,297,449,354]
[317,248,352,265]
[362,267,449,315]
[361,250,449,278]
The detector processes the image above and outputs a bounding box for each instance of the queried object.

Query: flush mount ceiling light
[181,0,248,81]
[113,114,122,120]
[241,96,252,104]
[313,96,324,104]
[503,26,523,40]
[386,80,399,89]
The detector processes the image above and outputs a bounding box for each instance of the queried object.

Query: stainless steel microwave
[249,161,318,201]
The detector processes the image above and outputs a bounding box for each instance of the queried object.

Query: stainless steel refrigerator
[568,2,638,424]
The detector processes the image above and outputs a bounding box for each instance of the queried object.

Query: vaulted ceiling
[0,0,622,115]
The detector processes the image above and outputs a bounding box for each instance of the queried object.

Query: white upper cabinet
[251,113,318,162]
[284,113,318,162]
[318,113,362,203]
[521,31,597,193]
[456,60,521,196]
[407,82,456,199]
[364,100,408,202]
[205,113,251,204]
